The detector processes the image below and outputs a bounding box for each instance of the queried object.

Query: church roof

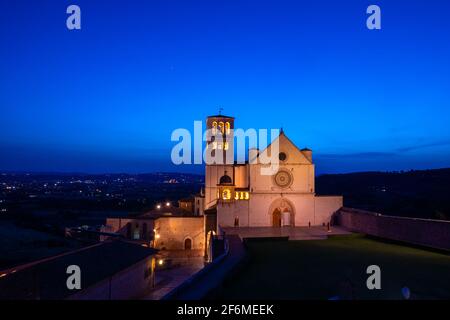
[179,196,195,202]
[0,241,157,300]
[207,114,234,119]
[141,207,195,218]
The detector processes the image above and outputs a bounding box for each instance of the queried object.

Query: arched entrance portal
[272,209,282,227]
[269,198,295,227]
[281,208,292,226]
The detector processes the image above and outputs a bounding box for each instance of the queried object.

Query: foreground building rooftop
[0,240,157,300]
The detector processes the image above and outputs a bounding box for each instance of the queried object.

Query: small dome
[219,172,232,184]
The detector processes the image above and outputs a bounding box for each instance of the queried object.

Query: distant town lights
[156,204,161,209]
[166,202,170,207]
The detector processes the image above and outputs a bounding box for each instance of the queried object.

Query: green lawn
[218,234,450,300]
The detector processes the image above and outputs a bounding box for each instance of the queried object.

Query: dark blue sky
[1,0,450,174]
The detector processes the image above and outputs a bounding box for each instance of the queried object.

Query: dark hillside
[316,168,450,220]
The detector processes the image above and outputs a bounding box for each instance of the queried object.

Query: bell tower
[206,114,234,165]
[204,113,235,209]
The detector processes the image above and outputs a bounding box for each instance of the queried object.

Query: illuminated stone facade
[204,114,343,232]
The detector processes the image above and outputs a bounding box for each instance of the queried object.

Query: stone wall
[217,194,342,228]
[217,200,250,227]
[154,217,204,251]
[336,207,450,250]
[314,196,343,225]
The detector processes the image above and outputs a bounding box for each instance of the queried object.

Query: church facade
[204,114,343,233]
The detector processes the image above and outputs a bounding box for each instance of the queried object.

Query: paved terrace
[222,226,352,240]
[142,250,204,300]
[162,235,245,300]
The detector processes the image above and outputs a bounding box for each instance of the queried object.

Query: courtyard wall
[154,217,204,251]
[336,207,450,250]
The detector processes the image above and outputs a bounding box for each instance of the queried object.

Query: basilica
[204,114,343,232]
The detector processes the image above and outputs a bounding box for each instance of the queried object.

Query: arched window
[222,189,231,200]
[212,121,217,134]
[133,223,140,240]
[218,121,224,133]
[184,238,192,250]
[225,122,231,134]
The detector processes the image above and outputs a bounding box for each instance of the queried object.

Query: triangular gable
[257,132,312,164]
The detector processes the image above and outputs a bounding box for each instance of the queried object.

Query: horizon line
[1,167,450,177]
